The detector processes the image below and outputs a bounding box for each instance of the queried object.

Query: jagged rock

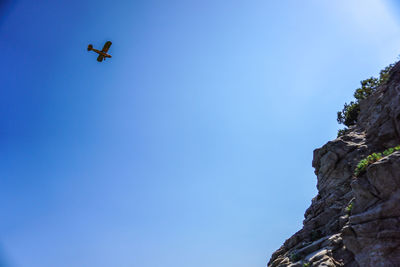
[342,152,400,266]
[268,61,400,266]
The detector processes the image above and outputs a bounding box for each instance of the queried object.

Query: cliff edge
[268,61,400,267]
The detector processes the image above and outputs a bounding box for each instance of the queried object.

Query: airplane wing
[101,41,112,53]
[97,55,104,62]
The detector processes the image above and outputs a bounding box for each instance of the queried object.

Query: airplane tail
[87,44,93,51]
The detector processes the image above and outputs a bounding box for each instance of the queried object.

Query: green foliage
[383,147,395,156]
[337,101,360,127]
[382,145,400,156]
[303,262,311,267]
[353,77,379,101]
[378,63,395,84]
[354,153,382,176]
[354,145,400,177]
[354,158,368,176]
[345,202,353,214]
[337,63,395,128]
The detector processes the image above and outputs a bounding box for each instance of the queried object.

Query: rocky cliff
[268,62,400,267]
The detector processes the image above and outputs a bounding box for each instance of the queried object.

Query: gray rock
[268,61,400,266]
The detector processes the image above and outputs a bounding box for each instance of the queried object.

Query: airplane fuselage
[87,41,112,62]
[91,48,112,58]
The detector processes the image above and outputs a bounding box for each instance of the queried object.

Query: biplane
[87,41,112,62]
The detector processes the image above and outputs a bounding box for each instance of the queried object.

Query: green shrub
[354,145,400,176]
[383,145,400,156]
[353,77,379,101]
[383,148,394,156]
[337,101,360,127]
[337,63,395,128]
[354,158,369,177]
[378,63,395,84]
[303,262,311,267]
[354,153,382,176]
[345,202,353,214]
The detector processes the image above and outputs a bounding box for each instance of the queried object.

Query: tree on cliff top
[337,63,395,135]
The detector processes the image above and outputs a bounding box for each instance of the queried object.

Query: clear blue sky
[0,1,399,266]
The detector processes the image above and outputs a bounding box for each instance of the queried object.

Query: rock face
[268,62,400,267]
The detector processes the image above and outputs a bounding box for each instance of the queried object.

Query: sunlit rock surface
[268,62,400,267]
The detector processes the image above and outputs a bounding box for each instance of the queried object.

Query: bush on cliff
[354,145,400,177]
[337,63,395,136]
[337,101,360,127]
[345,202,353,214]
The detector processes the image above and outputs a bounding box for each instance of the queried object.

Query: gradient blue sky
[1,1,400,266]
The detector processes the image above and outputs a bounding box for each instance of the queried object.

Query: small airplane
[87,41,112,62]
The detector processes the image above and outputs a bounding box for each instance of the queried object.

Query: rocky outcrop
[268,62,400,267]
[342,152,400,266]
